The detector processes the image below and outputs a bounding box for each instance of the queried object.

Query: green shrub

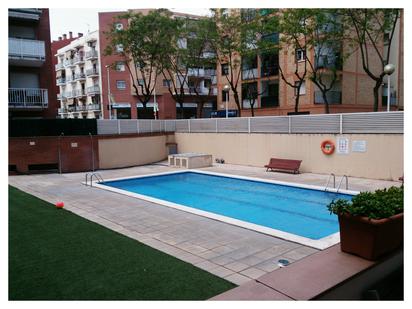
[327,186,403,220]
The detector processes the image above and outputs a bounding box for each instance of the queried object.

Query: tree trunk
[373,79,383,112]
[196,101,205,118]
[233,90,241,117]
[294,94,300,113]
[322,92,330,114]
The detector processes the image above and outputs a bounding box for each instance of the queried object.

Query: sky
[49,8,211,41]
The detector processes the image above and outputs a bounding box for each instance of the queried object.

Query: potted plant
[327,186,403,260]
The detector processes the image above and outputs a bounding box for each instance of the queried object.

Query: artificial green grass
[9,186,236,300]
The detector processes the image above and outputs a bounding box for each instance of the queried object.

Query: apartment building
[216,8,404,116]
[55,30,102,119]
[98,10,217,119]
[51,32,81,116]
[8,8,56,119]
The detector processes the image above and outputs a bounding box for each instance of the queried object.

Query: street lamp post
[384,64,395,112]
[105,64,112,119]
[223,84,230,118]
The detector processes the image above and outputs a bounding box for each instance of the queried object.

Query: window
[221,63,229,76]
[163,79,171,87]
[295,81,306,95]
[116,44,124,52]
[115,61,125,71]
[115,23,123,31]
[116,80,126,89]
[138,79,144,86]
[296,49,306,62]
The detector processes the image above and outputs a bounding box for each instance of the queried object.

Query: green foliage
[327,186,403,220]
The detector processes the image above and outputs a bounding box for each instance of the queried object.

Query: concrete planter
[338,212,403,260]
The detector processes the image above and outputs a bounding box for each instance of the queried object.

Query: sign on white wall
[352,140,367,152]
[336,137,349,154]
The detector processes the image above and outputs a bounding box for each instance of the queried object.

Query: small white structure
[168,153,212,169]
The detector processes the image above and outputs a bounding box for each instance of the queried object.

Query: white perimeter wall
[174,133,403,181]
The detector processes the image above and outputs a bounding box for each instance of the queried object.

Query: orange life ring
[321,140,335,155]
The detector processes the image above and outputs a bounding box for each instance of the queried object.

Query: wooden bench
[264,158,302,174]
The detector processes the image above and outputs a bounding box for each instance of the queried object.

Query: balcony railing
[314,91,342,104]
[261,65,279,77]
[9,88,48,108]
[65,90,76,99]
[75,89,86,97]
[56,77,66,85]
[315,55,342,70]
[261,95,279,108]
[74,72,86,81]
[85,49,98,59]
[55,62,65,71]
[58,107,68,114]
[64,59,74,67]
[86,68,99,76]
[9,38,45,61]
[242,68,258,80]
[73,54,85,64]
[86,104,101,111]
[86,85,100,95]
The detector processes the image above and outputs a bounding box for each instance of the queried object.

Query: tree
[207,8,263,117]
[104,9,176,117]
[279,9,345,114]
[160,17,218,119]
[340,9,400,111]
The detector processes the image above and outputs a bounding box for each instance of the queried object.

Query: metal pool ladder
[324,173,336,191]
[85,172,104,187]
[336,175,349,192]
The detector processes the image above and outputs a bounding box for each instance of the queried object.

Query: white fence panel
[175,120,190,132]
[342,112,403,133]
[97,119,118,135]
[217,118,249,132]
[190,119,217,132]
[138,120,152,133]
[119,120,138,134]
[164,120,176,132]
[290,114,341,133]
[250,116,289,133]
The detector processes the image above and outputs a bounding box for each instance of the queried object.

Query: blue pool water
[102,172,353,240]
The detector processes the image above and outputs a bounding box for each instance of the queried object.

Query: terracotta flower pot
[338,212,403,260]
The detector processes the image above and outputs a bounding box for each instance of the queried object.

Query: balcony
[85,50,98,60]
[188,68,205,77]
[9,88,48,109]
[9,9,42,21]
[58,107,68,114]
[65,90,76,99]
[188,87,215,96]
[74,72,86,81]
[75,89,86,98]
[73,54,85,65]
[261,95,279,108]
[86,67,99,77]
[64,59,74,67]
[57,93,67,101]
[314,91,342,104]
[56,77,66,86]
[8,38,45,67]
[242,68,258,80]
[261,65,279,77]
[315,55,342,70]
[86,85,100,95]
[66,75,74,83]
[86,104,101,111]
[55,62,65,71]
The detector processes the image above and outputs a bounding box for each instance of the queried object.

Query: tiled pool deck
[8,163,400,286]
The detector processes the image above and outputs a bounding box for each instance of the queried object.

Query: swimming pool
[95,171,357,249]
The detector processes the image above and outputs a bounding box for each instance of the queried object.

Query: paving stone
[207,266,235,278]
[224,273,253,285]
[194,260,220,272]
[282,246,319,260]
[224,261,250,272]
[240,267,268,280]
[210,255,236,266]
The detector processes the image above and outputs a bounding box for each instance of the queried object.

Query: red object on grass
[55,202,64,209]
